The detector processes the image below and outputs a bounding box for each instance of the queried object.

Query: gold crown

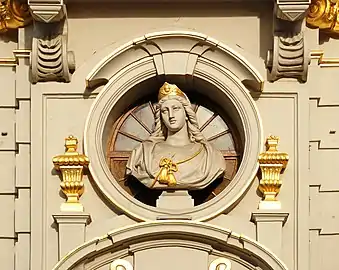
[158,82,186,101]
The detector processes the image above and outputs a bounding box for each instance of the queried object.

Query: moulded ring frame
[84,52,263,222]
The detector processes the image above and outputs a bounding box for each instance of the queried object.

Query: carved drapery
[307,0,339,35]
[258,135,289,210]
[266,0,310,82]
[53,135,89,212]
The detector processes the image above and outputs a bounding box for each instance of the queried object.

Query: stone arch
[52,221,288,270]
[83,30,264,221]
[85,31,264,91]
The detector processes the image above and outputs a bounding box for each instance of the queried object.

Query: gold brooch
[152,144,204,188]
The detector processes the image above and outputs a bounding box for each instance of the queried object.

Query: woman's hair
[148,95,205,143]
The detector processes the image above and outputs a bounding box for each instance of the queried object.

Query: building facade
[0,0,337,269]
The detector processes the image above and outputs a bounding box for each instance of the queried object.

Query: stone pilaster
[53,213,91,259]
[251,211,289,256]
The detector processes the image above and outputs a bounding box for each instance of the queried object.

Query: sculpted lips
[169,119,176,124]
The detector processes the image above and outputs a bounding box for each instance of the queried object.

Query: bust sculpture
[126,82,226,190]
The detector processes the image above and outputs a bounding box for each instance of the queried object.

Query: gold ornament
[152,144,203,188]
[154,158,178,187]
[53,135,89,212]
[258,136,289,209]
[307,0,339,34]
[0,0,31,33]
[158,82,186,101]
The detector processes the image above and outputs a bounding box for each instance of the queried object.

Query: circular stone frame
[84,31,263,221]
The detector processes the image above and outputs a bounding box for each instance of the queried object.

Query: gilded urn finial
[258,135,289,210]
[53,135,90,212]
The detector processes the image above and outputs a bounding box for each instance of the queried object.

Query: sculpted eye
[173,106,181,111]
[161,109,168,114]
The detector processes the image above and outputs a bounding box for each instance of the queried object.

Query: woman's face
[160,99,186,132]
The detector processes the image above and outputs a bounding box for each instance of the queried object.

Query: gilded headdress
[158,82,187,101]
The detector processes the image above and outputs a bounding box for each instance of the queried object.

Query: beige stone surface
[15,144,31,188]
[0,68,16,107]
[15,189,31,233]
[0,108,16,151]
[16,100,31,144]
[0,152,15,193]
[1,2,339,270]
[135,247,208,270]
[67,2,271,68]
[0,195,15,237]
[0,239,15,270]
[15,234,30,270]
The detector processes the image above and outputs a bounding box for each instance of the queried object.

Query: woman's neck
[165,124,191,146]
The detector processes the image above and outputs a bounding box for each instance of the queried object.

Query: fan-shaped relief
[107,83,242,206]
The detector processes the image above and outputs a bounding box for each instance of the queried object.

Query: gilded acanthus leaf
[307,0,339,34]
[0,0,31,33]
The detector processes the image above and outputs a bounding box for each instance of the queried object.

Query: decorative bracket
[266,0,311,82]
[307,0,339,35]
[258,135,289,210]
[28,0,65,23]
[29,0,75,83]
[0,0,32,33]
[53,135,89,212]
[276,0,311,21]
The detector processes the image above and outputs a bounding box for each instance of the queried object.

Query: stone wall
[0,28,31,270]
[0,1,338,269]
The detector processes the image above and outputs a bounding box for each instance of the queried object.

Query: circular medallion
[84,33,263,221]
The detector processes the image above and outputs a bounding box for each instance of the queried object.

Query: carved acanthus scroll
[267,31,307,81]
[53,135,89,212]
[267,0,310,82]
[258,136,289,210]
[307,0,339,35]
[0,0,31,32]
[29,0,75,83]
